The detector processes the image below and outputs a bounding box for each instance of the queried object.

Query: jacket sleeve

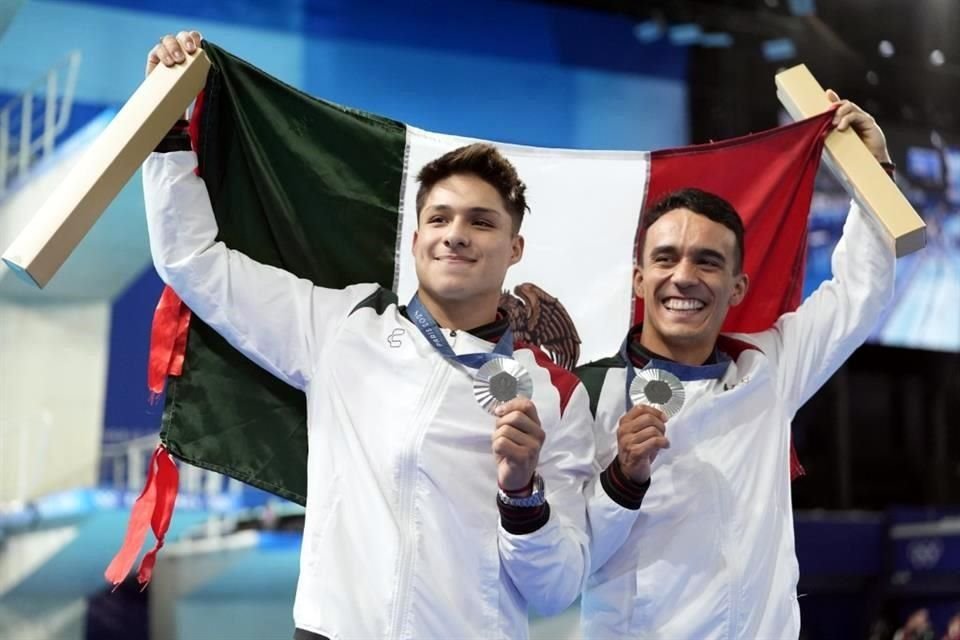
[497,381,595,616]
[584,463,644,574]
[581,365,643,573]
[143,150,372,391]
[748,201,896,415]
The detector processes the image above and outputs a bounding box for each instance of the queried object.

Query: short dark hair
[638,188,745,273]
[416,143,528,233]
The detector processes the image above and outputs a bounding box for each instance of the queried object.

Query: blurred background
[0,0,957,638]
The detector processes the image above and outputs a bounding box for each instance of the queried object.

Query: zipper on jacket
[386,355,451,638]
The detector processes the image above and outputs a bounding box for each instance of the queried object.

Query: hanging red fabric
[135,449,180,587]
[145,88,207,398]
[147,287,191,397]
[789,443,806,480]
[104,445,179,588]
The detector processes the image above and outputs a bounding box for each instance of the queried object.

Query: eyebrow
[694,248,727,264]
[650,245,728,264]
[425,204,504,216]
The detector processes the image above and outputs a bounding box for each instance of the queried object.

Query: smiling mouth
[661,297,706,312]
[435,255,476,263]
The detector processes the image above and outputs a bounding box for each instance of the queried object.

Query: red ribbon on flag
[146,88,207,398]
[147,287,191,398]
[112,83,209,590]
[104,445,180,589]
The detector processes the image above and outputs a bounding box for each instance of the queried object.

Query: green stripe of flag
[161,41,408,504]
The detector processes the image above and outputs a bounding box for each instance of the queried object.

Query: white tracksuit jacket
[580,203,895,639]
[143,151,595,640]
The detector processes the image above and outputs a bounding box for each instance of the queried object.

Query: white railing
[100,432,244,499]
[0,50,82,197]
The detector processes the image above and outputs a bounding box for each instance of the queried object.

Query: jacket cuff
[154,119,191,153]
[498,500,550,535]
[600,461,650,510]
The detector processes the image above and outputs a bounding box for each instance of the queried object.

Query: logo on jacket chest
[387,328,406,348]
[722,375,751,391]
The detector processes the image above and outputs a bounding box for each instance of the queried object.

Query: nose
[443,217,470,249]
[671,258,698,287]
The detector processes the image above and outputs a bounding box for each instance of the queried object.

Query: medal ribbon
[407,294,514,369]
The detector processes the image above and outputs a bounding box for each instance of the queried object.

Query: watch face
[629,368,685,418]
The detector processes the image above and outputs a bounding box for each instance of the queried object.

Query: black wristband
[600,460,650,511]
[498,500,550,535]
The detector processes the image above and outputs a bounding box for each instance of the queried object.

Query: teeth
[664,298,704,311]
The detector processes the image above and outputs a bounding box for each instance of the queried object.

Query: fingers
[178,30,203,53]
[495,396,539,421]
[490,397,543,491]
[494,410,544,445]
[621,434,670,462]
[825,88,840,103]
[830,99,876,131]
[492,423,541,453]
[825,93,888,160]
[492,422,541,491]
[494,397,541,436]
[151,31,202,69]
[159,34,185,65]
[618,405,667,437]
[620,426,670,452]
[617,405,670,463]
[620,403,667,424]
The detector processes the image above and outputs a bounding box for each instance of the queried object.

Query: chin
[659,323,712,343]
[423,282,475,302]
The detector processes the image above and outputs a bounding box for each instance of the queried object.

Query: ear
[412,229,419,256]
[729,272,750,306]
[632,263,645,299]
[509,234,525,265]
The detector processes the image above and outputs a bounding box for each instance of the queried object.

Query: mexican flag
[150,41,831,507]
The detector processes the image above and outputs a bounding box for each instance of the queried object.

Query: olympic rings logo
[907,539,944,569]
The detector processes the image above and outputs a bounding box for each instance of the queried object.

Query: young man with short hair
[576,94,897,638]
[146,31,594,640]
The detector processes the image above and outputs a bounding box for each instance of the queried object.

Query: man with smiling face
[576,94,898,639]
[145,31,594,640]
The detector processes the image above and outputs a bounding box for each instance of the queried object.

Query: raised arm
[144,31,371,390]
[751,94,897,412]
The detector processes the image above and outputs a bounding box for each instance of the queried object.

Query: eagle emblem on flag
[500,282,582,370]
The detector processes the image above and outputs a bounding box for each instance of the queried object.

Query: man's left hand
[827,89,892,164]
[492,397,545,494]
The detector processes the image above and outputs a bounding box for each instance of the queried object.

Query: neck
[416,287,498,330]
[638,328,716,367]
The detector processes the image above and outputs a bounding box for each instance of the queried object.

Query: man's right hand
[146,31,203,78]
[616,404,669,484]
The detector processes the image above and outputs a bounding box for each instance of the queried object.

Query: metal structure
[0,51,81,197]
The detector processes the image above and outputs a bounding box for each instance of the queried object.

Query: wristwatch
[497,473,546,508]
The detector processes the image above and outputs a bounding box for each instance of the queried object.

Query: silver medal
[629,368,685,418]
[473,358,534,414]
